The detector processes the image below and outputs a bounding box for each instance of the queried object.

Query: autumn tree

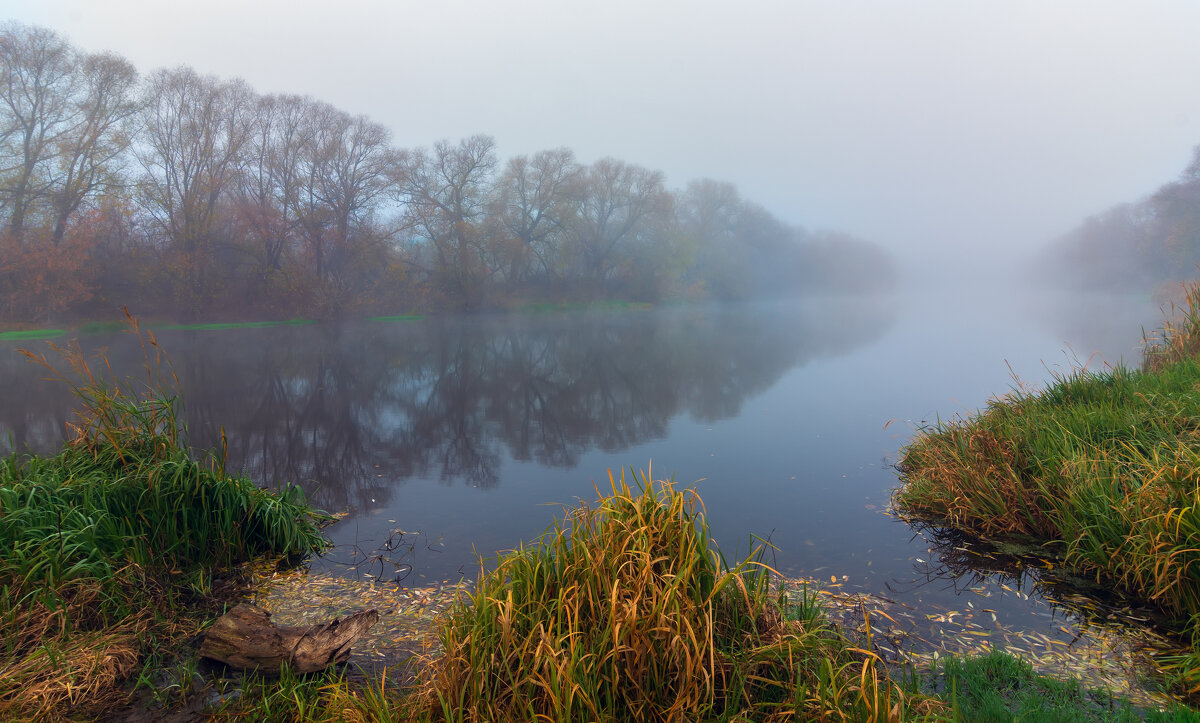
[1145,146,1200,280]
[490,148,583,289]
[231,93,315,306]
[48,51,139,245]
[136,66,254,315]
[0,23,75,240]
[300,103,394,281]
[568,158,670,297]
[674,179,751,299]
[395,134,498,309]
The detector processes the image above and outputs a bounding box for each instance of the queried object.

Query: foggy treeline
[0,23,896,323]
[1042,146,1200,292]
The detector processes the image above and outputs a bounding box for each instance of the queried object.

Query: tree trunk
[199,603,379,674]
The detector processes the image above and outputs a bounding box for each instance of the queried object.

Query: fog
[6,0,1200,288]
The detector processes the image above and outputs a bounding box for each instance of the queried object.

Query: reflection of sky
[0,292,1167,631]
[319,290,1165,635]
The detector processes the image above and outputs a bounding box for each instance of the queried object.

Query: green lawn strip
[923,650,1199,722]
[0,328,66,341]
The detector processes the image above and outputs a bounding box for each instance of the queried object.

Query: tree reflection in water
[1,300,895,517]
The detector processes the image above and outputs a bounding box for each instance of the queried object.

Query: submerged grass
[0,314,329,719]
[895,279,1200,696]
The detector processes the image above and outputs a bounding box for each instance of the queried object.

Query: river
[0,289,1173,691]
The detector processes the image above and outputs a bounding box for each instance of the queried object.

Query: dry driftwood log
[199,602,379,674]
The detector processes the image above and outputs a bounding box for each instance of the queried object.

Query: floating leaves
[244,565,464,671]
[240,557,1183,711]
[773,575,1182,710]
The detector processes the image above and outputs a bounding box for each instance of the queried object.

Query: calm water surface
[0,290,1164,636]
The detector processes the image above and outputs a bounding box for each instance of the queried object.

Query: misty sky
[5,0,1200,284]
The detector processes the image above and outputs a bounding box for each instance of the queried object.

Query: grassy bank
[206,472,949,721]
[411,471,944,721]
[0,326,329,719]
[9,319,1196,720]
[201,476,1194,722]
[895,281,1200,694]
[6,320,941,720]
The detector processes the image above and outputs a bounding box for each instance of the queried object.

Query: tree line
[0,22,896,323]
[1042,145,1200,292]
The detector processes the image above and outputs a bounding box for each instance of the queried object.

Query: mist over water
[0,289,1166,622]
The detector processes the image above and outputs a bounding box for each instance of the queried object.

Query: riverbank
[129,480,1197,722]
[0,327,329,719]
[0,299,668,341]
[6,319,1199,720]
[895,280,1200,698]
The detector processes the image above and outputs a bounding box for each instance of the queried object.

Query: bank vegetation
[896,279,1200,696]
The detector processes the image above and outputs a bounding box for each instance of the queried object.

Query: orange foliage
[0,228,97,323]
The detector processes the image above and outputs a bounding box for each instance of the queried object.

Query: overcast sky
[4,0,1199,284]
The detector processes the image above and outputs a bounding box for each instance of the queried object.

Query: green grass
[895,280,1200,697]
[922,650,1198,722]
[411,469,946,721]
[0,328,66,341]
[0,320,330,719]
[113,469,961,722]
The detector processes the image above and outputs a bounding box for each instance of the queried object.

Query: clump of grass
[0,313,330,719]
[923,649,1198,722]
[1144,280,1200,372]
[198,667,414,722]
[895,279,1200,697]
[414,469,944,721]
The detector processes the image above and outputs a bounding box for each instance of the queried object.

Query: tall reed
[1144,280,1200,372]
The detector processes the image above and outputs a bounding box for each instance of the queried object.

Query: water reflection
[1,299,896,515]
[898,518,1164,631]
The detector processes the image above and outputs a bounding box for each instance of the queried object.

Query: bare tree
[48,51,139,244]
[395,134,498,309]
[136,66,255,312]
[675,179,753,299]
[305,105,394,279]
[492,148,582,285]
[234,93,313,276]
[0,23,76,239]
[569,158,670,294]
